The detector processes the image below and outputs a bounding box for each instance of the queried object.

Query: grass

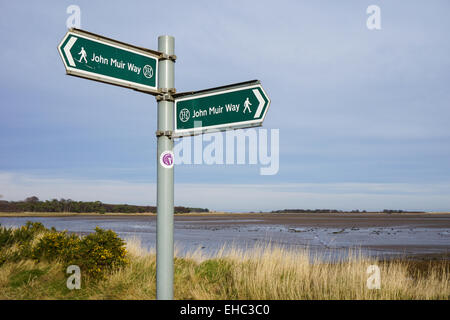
[0,234,448,300]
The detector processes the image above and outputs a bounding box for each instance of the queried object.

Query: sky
[0,1,449,211]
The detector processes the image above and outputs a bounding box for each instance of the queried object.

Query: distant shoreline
[0,211,229,217]
[1,211,449,218]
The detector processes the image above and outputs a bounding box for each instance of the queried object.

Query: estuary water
[1,214,449,261]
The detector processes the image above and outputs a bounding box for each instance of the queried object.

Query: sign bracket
[155,94,175,102]
[155,130,173,138]
[155,88,176,102]
[160,53,177,62]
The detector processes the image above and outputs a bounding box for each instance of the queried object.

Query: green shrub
[32,231,80,262]
[0,222,48,265]
[0,224,14,247]
[0,222,128,279]
[73,227,128,279]
[0,222,47,247]
[32,226,128,279]
[13,222,48,243]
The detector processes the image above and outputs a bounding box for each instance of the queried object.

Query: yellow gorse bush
[46,227,125,279]
[0,222,129,280]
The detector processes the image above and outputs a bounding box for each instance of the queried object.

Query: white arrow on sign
[64,36,78,67]
[253,88,265,118]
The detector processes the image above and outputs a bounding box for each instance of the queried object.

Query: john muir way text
[91,52,144,75]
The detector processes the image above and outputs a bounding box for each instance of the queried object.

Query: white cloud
[1,171,449,212]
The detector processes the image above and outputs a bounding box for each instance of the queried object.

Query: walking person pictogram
[243,97,252,113]
[78,47,87,63]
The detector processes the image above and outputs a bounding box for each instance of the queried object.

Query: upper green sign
[58,29,160,94]
[174,82,270,137]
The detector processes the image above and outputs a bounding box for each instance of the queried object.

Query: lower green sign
[174,82,270,137]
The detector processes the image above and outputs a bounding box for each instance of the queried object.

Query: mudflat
[173,212,450,229]
[2,212,449,228]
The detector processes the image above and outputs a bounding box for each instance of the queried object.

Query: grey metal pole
[156,35,175,300]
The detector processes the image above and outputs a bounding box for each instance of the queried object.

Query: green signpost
[58,29,160,94]
[173,81,270,137]
[58,28,270,301]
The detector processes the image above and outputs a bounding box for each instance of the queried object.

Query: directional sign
[173,81,270,137]
[58,29,161,94]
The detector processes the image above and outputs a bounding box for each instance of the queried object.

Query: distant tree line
[271,209,424,214]
[0,196,209,214]
[271,209,365,213]
[381,209,424,214]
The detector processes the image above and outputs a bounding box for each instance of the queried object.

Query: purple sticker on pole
[160,151,174,169]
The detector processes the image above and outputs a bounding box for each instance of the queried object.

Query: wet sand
[173,212,450,228]
[8,211,446,227]
[173,213,450,256]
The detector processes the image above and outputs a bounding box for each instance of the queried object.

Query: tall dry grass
[172,243,449,300]
[0,236,448,300]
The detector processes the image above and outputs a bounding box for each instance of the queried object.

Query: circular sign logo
[143,65,154,79]
[160,151,174,169]
[179,108,190,122]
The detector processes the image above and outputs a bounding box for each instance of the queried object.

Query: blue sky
[1,1,449,211]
